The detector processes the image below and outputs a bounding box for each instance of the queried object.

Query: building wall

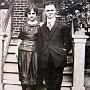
[12,0,28,35]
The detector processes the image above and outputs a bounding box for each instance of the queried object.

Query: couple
[17,1,72,90]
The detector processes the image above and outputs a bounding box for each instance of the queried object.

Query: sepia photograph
[0,0,90,90]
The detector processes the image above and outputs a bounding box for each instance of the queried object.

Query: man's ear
[55,9,57,14]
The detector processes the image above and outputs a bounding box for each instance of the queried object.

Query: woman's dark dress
[18,22,39,87]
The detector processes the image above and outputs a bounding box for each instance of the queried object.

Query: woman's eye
[28,13,35,15]
[28,13,31,14]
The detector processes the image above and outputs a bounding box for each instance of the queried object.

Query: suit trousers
[43,54,64,90]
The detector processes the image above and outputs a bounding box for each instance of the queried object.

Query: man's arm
[63,24,73,54]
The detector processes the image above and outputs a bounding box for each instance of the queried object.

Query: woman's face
[27,9,36,21]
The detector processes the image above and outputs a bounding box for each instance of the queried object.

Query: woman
[18,3,41,90]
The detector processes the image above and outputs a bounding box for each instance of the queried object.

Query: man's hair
[44,1,56,8]
[25,3,38,17]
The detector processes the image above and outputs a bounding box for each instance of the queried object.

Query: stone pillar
[72,32,88,90]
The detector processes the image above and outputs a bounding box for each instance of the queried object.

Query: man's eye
[46,10,54,12]
[46,10,50,12]
[51,10,54,11]
[32,13,35,15]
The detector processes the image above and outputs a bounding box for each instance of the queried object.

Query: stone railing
[72,25,89,90]
[0,0,14,90]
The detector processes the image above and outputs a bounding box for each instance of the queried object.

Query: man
[37,1,72,90]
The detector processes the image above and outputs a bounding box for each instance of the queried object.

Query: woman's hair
[25,3,38,17]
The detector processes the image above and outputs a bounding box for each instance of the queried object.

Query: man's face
[27,9,36,21]
[45,4,56,19]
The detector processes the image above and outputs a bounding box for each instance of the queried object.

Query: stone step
[3,80,72,87]
[8,45,18,53]
[10,38,18,44]
[3,73,20,83]
[3,73,72,84]
[4,85,22,90]
[4,84,71,90]
[9,42,17,46]
[6,53,17,63]
[3,63,18,73]
[6,53,73,65]
[3,62,73,74]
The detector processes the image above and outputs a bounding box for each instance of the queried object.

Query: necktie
[48,22,52,30]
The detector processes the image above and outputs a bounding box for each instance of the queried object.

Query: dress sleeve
[18,24,27,40]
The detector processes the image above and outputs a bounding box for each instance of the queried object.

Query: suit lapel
[42,23,51,39]
[42,19,61,41]
[50,19,59,36]
[48,19,62,40]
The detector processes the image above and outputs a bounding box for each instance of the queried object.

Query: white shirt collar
[47,17,56,30]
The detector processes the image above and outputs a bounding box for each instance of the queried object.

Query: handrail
[2,0,14,33]
[0,1,14,90]
[2,0,14,64]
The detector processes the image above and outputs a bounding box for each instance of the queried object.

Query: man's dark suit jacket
[38,19,72,69]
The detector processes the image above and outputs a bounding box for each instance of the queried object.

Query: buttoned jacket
[38,19,72,68]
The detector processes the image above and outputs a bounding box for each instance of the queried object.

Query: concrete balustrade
[0,8,12,90]
[0,9,8,90]
[0,35,5,90]
[72,30,89,90]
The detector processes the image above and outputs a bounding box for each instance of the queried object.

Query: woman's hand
[15,39,22,57]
